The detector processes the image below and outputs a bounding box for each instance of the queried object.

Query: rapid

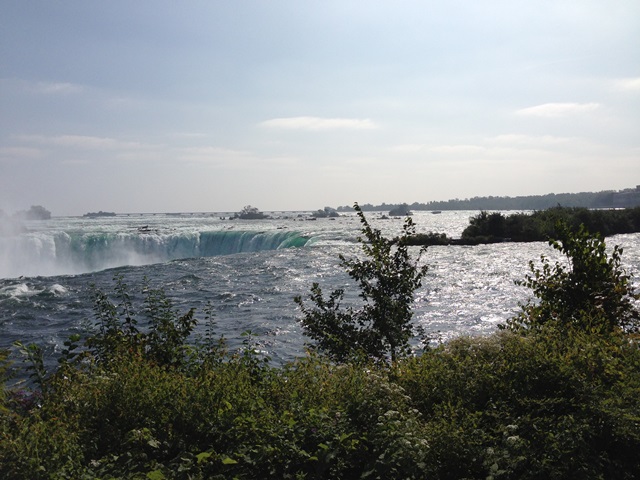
[1,210,639,368]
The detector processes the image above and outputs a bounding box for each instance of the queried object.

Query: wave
[0,229,311,279]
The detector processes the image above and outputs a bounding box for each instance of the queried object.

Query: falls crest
[0,229,310,278]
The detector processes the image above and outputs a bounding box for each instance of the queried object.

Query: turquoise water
[1,211,639,369]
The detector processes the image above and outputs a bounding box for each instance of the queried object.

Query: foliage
[506,223,640,334]
[295,203,428,362]
[388,203,411,216]
[85,276,204,370]
[402,206,640,246]
[11,342,47,393]
[403,231,451,246]
[311,207,340,218]
[2,218,640,478]
[1,289,433,479]
[3,305,640,478]
[460,206,640,243]
[397,328,640,479]
[0,349,10,414]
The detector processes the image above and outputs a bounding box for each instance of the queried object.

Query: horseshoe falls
[1,227,310,278]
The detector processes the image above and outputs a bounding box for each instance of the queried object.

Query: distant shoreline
[339,185,640,213]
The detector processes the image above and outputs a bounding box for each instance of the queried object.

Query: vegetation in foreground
[1,207,640,479]
[296,204,428,363]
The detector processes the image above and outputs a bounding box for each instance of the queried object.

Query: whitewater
[1,211,639,368]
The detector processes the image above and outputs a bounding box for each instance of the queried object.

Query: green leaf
[147,438,161,449]
[196,451,213,463]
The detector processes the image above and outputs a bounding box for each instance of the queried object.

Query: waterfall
[0,229,310,278]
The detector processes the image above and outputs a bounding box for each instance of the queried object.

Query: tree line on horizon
[337,186,640,212]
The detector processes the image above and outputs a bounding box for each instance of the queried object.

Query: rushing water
[1,211,639,369]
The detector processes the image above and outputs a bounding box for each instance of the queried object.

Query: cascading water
[0,228,311,278]
[1,211,638,371]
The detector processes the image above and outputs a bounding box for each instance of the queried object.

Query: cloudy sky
[1,1,639,216]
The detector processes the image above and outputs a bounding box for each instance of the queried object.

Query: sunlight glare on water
[0,211,638,367]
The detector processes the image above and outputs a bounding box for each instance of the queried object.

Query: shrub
[506,223,640,334]
[295,203,428,362]
[397,329,640,479]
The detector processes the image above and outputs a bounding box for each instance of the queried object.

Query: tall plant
[295,203,428,362]
[507,223,640,334]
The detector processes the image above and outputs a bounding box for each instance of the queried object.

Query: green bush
[295,203,428,362]
[398,329,640,479]
[507,223,640,334]
[460,206,640,243]
[2,218,640,478]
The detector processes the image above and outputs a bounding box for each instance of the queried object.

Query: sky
[1,1,639,216]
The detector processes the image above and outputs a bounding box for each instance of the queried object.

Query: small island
[404,206,640,246]
[311,207,340,218]
[389,203,412,217]
[83,211,117,218]
[233,205,269,220]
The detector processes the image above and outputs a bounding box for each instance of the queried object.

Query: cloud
[516,102,600,117]
[0,78,86,97]
[388,144,426,153]
[429,145,487,155]
[171,132,211,139]
[614,77,640,91]
[10,133,263,168]
[389,143,495,157]
[488,134,573,146]
[178,146,250,164]
[260,116,378,131]
[15,134,146,150]
[33,81,84,95]
[0,146,43,160]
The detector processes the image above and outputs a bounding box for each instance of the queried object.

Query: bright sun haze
[1,1,639,216]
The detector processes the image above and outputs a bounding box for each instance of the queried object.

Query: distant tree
[295,203,428,362]
[336,186,639,212]
[389,203,411,217]
[506,223,640,334]
[462,211,507,239]
[311,207,340,218]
